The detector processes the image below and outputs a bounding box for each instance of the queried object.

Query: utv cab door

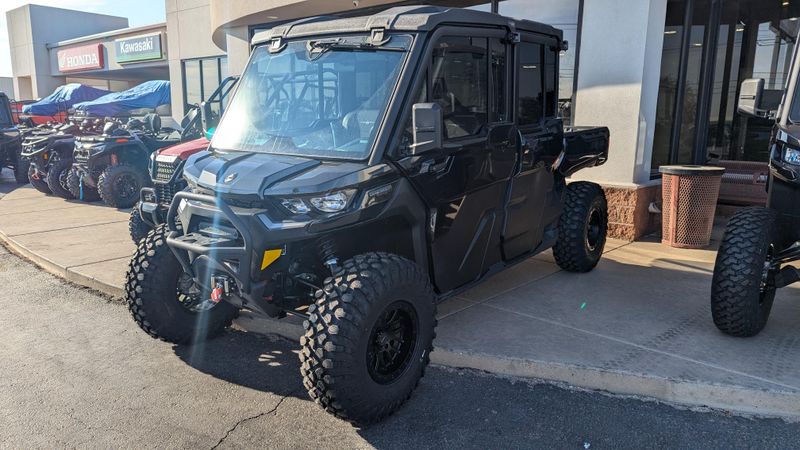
[501,35,564,261]
[399,30,517,293]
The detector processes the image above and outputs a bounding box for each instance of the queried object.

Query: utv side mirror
[738,78,780,119]
[411,103,442,155]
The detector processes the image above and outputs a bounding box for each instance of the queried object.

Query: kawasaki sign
[115,33,163,64]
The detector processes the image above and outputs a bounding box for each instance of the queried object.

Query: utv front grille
[154,180,186,205]
[154,161,177,182]
[73,149,90,164]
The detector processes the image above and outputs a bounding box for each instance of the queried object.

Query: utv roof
[252,6,563,46]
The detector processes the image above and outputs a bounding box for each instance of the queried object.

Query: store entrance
[652,0,800,175]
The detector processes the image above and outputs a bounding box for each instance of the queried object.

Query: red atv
[128,137,209,241]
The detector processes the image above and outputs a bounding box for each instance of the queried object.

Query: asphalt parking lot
[1,229,799,448]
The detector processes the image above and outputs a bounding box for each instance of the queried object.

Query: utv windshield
[211,35,411,159]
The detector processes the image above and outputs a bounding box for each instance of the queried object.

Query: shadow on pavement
[172,329,305,400]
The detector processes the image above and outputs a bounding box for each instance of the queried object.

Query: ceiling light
[693,43,703,47]
[783,1,790,6]
[736,27,745,31]
[664,30,677,35]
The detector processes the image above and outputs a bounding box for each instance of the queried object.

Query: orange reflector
[261,249,282,270]
[115,138,128,143]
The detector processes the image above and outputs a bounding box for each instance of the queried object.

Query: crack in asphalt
[210,393,293,449]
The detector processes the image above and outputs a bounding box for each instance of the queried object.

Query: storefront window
[182,56,228,111]
[652,0,800,176]
[183,60,201,107]
[496,0,580,123]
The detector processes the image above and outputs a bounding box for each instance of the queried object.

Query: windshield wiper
[306,38,402,59]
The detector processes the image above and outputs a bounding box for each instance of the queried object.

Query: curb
[233,312,800,421]
[1,206,798,422]
[0,229,125,298]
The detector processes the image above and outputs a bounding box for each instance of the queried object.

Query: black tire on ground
[66,167,101,202]
[300,252,437,426]
[45,158,75,199]
[14,158,29,184]
[710,207,779,337]
[128,207,152,243]
[553,181,608,273]
[97,163,148,208]
[27,164,51,194]
[125,225,238,344]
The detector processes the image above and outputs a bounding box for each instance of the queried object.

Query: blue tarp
[74,80,171,117]
[22,83,110,116]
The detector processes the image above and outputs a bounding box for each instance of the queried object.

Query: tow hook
[210,275,232,303]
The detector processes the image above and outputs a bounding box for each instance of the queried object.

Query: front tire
[300,252,436,426]
[27,164,51,194]
[711,207,778,337]
[66,168,100,202]
[128,207,152,243]
[45,158,75,199]
[125,225,238,344]
[14,158,29,184]
[98,163,149,208]
[553,181,608,272]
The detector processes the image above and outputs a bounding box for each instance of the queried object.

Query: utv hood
[158,137,210,160]
[183,150,371,197]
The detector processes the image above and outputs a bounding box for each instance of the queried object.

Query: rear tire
[553,182,608,272]
[300,252,436,426]
[98,163,148,208]
[128,207,152,243]
[27,164,51,194]
[711,207,778,337]
[67,168,100,202]
[45,158,75,199]
[125,225,238,344]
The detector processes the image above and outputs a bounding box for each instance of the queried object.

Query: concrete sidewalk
[2,184,800,420]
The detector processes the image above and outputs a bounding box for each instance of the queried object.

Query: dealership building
[5,0,797,238]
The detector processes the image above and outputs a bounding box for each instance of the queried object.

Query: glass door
[651,0,800,176]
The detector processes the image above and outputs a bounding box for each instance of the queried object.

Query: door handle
[420,156,451,175]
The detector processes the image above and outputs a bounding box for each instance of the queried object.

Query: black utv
[711,75,800,337]
[126,7,610,425]
[22,119,105,198]
[0,92,27,184]
[72,113,198,207]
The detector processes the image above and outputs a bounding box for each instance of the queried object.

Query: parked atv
[0,92,27,183]
[128,137,209,241]
[125,7,610,425]
[711,77,800,337]
[22,119,105,198]
[129,76,238,241]
[72,114,191,207]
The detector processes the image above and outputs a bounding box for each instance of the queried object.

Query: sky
[0,0,166,77]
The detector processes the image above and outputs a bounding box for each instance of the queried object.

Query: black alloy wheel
[367,301,419,385]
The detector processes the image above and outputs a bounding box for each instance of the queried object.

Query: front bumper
[165,191,302,313]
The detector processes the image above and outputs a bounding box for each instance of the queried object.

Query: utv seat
[342,108,380,141]
[140,134,180,152]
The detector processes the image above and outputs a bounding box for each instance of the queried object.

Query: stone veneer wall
[602,183,662,241]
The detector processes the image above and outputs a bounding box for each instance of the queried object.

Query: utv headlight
[281,198,311,215]
[310,190,354,213]
[280,190,356,215]
[784,147,800,165]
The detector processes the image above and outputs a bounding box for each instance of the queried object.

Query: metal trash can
[659,165,725,249]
